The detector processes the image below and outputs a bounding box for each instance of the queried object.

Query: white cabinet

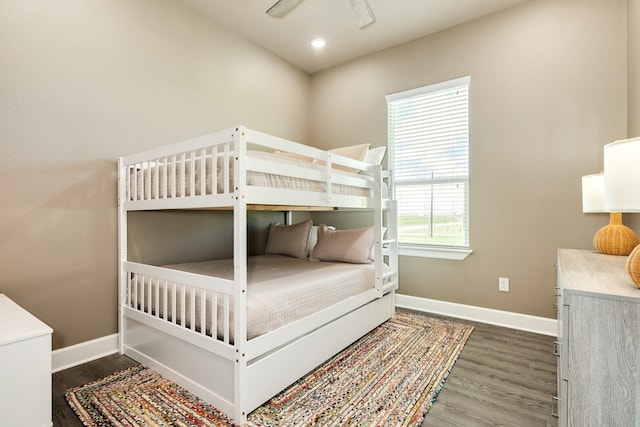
[556,249,640,427]
[0,294,53,427]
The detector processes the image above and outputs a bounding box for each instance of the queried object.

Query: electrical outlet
[499,277,509,292]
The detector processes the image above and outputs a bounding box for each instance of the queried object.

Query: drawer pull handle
[551,396,559,417]
[552,341,561,356]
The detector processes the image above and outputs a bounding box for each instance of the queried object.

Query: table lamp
[582,172,639,256]
[604,136,640,286]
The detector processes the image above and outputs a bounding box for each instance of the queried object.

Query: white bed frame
[117,125,398,424]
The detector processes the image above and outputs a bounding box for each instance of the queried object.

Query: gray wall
[0,0,309,349]
[127,210,285,265]
[628,0,640,232]
[630,0,640,138]
[308,0,629,319]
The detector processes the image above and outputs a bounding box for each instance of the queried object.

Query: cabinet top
[558,249,640,301]
[0,294,52,346]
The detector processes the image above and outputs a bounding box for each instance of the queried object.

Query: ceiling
[180,0,529,74]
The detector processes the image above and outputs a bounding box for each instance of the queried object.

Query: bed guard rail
[119,125,389,211]
[122,261,237,349]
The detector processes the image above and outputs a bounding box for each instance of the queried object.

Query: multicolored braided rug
[66,311,473,426]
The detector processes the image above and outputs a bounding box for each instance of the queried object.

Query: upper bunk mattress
[128,151,374,201]
[156,255,376,340]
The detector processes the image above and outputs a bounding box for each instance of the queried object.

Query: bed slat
[171,282,177,325]
[223,295,230,344]
[180,285,186,327]
[223,145,230,195]
[200,288,206,336]
[170,155,176,198]
[189,286,195,331]
[189,151,195,197]
[177,153,183,198]
[212,291,218,339]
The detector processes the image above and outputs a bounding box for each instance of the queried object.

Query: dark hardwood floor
[52,313,557,426]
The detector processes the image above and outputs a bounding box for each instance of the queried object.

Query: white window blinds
[386,76,470,250]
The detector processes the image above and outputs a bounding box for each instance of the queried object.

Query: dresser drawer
[557,249,640,427]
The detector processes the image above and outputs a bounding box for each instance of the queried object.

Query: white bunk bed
[117,125,398,424]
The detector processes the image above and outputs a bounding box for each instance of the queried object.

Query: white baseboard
[395,294,557,337]
[51,296,556,372]
[51,333,119,373]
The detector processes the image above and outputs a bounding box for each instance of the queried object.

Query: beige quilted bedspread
[156,255,375,341]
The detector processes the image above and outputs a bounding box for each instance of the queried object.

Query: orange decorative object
[592,212,639,256]
[626,245,640,288]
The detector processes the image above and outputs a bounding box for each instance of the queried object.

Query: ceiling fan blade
[344,0,375,28]
[267,0,304,18]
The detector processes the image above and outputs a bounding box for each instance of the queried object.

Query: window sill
[399,246,473,261]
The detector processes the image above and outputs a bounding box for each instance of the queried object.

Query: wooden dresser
[0,294,53,427]
[555,249,640,426]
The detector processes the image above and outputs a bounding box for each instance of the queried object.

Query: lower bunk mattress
[132,255,377,341]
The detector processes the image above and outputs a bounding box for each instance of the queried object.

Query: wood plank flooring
[52,312,558,426]
[423,315,557,426]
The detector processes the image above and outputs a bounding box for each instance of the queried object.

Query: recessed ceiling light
[310,38,326,48]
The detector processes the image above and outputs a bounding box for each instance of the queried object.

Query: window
[386,76,470,260]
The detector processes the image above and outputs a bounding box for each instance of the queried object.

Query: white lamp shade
[582,173,605,213]
[604,137,640,212]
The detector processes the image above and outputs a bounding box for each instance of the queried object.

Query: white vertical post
[384,168,399,291]
[325,152,333,205]
[373,164,383,296]
[232,126,249,424]
[387,199,399,288]
[117,158,127,353]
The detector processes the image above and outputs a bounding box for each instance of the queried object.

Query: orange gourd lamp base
[593,212,639,256]
[626,245,640,288]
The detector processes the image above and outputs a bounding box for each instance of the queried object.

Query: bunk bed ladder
[374,169,399,296]
[384,198,399,292]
